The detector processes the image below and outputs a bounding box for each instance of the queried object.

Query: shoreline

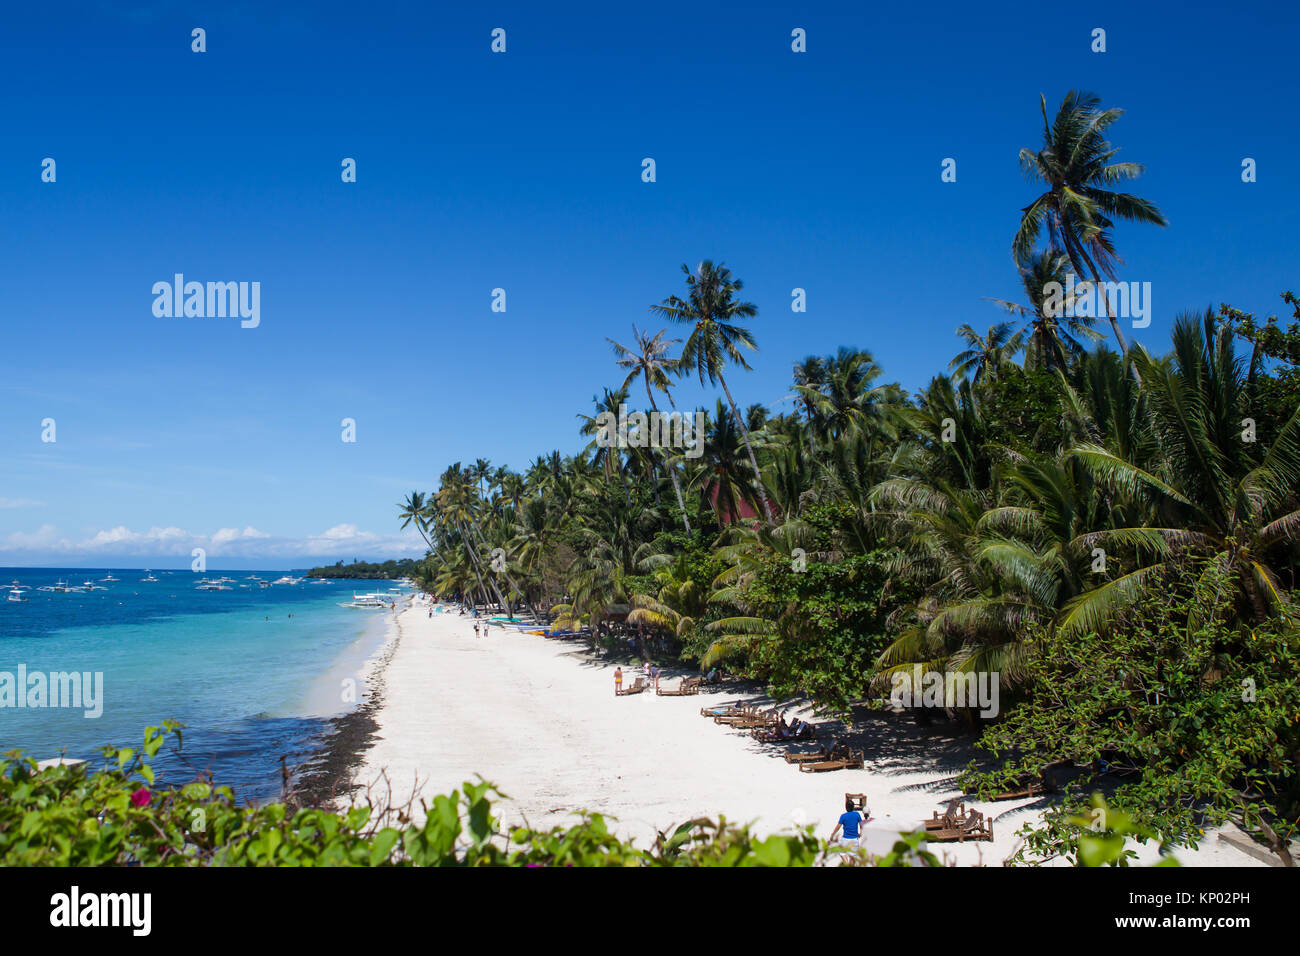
[301,599,1269,866]
[289,605,405,806]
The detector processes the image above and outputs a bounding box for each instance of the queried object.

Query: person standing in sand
[614,666,623,694]
[830,798,867,849]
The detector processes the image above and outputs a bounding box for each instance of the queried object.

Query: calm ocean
[0,568,399,802]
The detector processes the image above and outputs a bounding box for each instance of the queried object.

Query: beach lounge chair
[989,759,1067,800]
[616,677,647,696]
[700,703,748,718]
[728,712,780,730]
[784,748,832,764]
[714,707,769,726]
[785,739,850,763]
[925,797,967,831]
[925,801,993,842]
[752,722,817,743]
[657,677,701,697]
[797,748,864,773]
[991,778,1049,801]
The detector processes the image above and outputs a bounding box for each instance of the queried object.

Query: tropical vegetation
[395,90,1298,856]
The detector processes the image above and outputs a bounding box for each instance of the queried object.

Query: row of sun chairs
[700,703,864,771]
[617,676,704,697]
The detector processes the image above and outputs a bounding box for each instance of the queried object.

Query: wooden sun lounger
[989,759,1068,800]
[991,779,1049,801]
[729,714,780,730]
[925,804,993,842]
[615,677,647,696]
[700,703,749,718]
[714,709,771,727]
[785,749,832,764]
[926,797,968,831]
[657,677,702,697]
[798,749,864,773]
[752,723,817,743]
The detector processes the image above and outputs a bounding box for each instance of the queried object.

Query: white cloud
[0,497,45,509]
[0,522,424,561]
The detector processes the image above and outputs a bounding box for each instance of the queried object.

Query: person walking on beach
[614,666,623,695]
[650,663,660,692]
[830,798,867,849]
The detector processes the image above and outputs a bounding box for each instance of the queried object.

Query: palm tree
[986,251,1100,373]
[795,347,896,444]
[1069,310,1300,628]
[948,323,1025,384]
[397,491,435,551]
[684,400,764,524]
[1013,90,1167,358]
[577,385,632,503]
[607,324,692,532]
[471,458,493,499]
[651,260,774,522]
[791,355,826,456]
[627,554,708,641]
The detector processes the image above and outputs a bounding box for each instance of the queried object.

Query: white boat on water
[339,591,396,609]
[99,573,119,582]
[37,580,81,593]
[80,580,108,591]
[195,582,232,591]
[272,576,302,586]
[141,570,159,582]
[8,587,29,603]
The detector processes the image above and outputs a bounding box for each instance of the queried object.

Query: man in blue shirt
[830,798,868,848]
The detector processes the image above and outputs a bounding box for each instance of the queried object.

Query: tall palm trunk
[645,382,692,533]
[1065,237,1144,387]
[718,373,774,522]
[467,520,537,618]
[455,516,509,612]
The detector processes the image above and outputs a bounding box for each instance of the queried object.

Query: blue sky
[1,1,1297,568]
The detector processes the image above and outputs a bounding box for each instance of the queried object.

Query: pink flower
[130,788,152,808]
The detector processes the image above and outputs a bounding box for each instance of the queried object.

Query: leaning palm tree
[651,260,774,522]
[1013,90,1167,358]
[948,322,1025,384]
[607,324,692,532]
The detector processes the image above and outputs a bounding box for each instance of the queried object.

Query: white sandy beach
[350,600,1266,866]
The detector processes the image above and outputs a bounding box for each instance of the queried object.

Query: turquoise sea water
[0,568,400,801]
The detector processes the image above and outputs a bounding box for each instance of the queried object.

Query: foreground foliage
[3,725,1162,867]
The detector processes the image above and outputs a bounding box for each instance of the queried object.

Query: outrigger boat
[37,580,82,593]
